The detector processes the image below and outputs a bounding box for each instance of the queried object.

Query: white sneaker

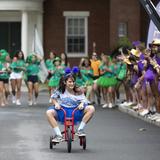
[119,101,128,107]
[108,103,113,108]
[155,118,160,122]
[102,104,108,108]
[33,99,37,105]
[127,102,134,106]
[1,103,5,107]
[149,113,160,121]
[132,104,142,110]
[139,109,149,116]
[12,96,16,104]
[28,100,33,106]
[132,105,139,110]
[16,99,21,105]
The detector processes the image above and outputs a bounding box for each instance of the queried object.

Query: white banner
[33,27,48,83]
[147,2,160,48]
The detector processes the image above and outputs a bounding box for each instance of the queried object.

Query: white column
[21,11,28,58]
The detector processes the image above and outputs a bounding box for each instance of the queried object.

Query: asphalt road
[0,92,160,160]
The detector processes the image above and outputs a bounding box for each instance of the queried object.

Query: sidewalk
[118,105,160,127]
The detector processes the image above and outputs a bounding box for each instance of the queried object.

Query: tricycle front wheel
[67,128,72,153]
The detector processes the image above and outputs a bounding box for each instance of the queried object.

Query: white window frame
[118,22,127,38]
[63,11,89,58]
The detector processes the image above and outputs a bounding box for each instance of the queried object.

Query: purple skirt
[144,69,155,82]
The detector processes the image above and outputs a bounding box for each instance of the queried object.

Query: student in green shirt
[45,51,56,80]
[10,50,26,105]
[48,57,64,101]
[45,51,56,101]
[0,61,10,106]
[60,52,70,69]
[0,50,11,106]
[80,58,94,102]
[26,53,42,106]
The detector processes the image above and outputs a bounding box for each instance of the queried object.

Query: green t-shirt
[116,62,127,80]
[26,62,40,76]
[50,67,64,80]
[10,60,25,73]
[45,59,54,71]
[81,69,93,82]
[0,62,9,79]
[99,63,115,77]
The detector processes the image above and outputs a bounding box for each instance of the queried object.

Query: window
[118,22,127,37]
[63,12,89,57]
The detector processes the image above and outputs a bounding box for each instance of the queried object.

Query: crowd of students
[117,39,160,122]
[1,39,160,123]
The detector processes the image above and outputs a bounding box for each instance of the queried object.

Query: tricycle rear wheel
[49,136,53,149]
[79,136,86,149]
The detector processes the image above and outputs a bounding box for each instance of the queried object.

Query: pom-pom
[72,66,79,74]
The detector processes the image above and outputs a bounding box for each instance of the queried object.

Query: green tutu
[48,78,60,87]
[97,76,118,87]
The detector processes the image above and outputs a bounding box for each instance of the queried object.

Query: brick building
[0,0,159,65]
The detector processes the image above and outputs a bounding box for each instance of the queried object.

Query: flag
[147,2,160,48]
[33,26,48,83]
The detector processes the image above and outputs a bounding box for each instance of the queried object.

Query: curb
[118,106,160,128]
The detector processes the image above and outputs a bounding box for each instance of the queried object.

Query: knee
[87,105,95,114]
[46,110,54,117]
[93,83,97,90]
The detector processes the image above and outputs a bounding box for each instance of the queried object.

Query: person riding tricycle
[46,70,95,152]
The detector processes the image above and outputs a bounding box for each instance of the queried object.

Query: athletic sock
[53,127,62,136]
[78,121,86,131]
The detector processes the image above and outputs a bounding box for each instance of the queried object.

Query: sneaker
[75,130,86,137]
[12,96,16,104]
[127,102,134,106]
[102,104,108,108]
[155,118,160,122]
[33,99,37,105]
[1,103,5,107]
[16,99,21,105]
[108,103,113,108]
[132,104,142,110]
[139,109,149,116]
[28,100,33,106]
[52,135,64,143]
[149,113,160,121]
[132,105,139,110]
[119,101,128,107]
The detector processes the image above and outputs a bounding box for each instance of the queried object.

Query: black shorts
[0,78,9,84]
[47,72,52,80]
[27,75,39,84]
